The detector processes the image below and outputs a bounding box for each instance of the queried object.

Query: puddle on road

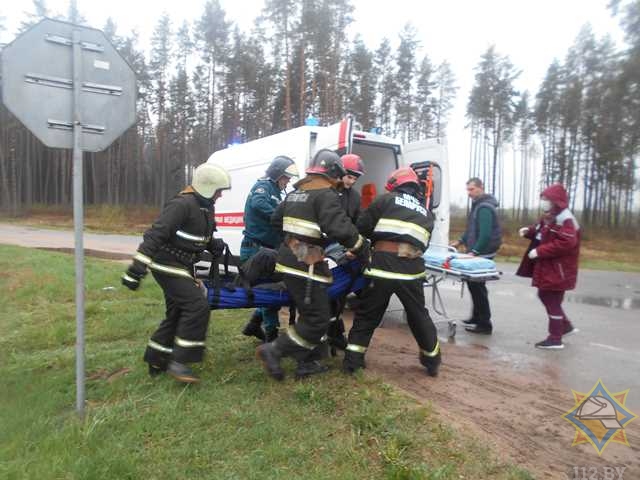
[494,289,640,310]
[565,294,640,310]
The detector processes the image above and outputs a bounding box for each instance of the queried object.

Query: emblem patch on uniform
[254,187,266,194]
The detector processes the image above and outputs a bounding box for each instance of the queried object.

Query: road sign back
[1,18,136,152]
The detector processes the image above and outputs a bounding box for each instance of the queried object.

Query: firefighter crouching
[256,149,370,380]
[122,163,231,384]
[344,166,441,377]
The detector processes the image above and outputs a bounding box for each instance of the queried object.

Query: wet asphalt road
[385,262,640,409]
[2,223,639,408]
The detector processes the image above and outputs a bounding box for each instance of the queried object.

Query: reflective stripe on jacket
[270,174,361,283]
[133,192,217,273]
[358,191,433,280]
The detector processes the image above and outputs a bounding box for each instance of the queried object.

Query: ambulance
[206,118,450,255]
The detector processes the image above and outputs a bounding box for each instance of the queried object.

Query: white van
[206,118,450,254]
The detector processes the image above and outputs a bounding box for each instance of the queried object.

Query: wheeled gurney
[423,246,502,338]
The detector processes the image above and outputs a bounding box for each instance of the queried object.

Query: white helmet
[192,163,231,199]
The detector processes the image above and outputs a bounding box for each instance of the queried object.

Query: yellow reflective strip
[283,217,322,238]
[134,252,152,265]
[421,340,440,358]
[374,218,430,245]
[364,268,426,280]
[149,262,193,279]
[148,340,173,353]
[286,326,316,350]
[350,234,363,251]
[122,274,138,283]
[176,230,208,242]
[175,337,206,348]
[346,343,367,354]
[275,263,332,283]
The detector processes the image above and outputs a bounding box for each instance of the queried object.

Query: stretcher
[423,245,502,338]
[201,257,368,310]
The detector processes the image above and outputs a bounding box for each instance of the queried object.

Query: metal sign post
[1,19,136,417]
[72,27,86,416]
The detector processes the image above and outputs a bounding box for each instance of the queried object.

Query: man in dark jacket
[240,156,299,342]
[256,149,368,380]
[450,177,502,334]
[343,166,441,377]
[122,163,231,383]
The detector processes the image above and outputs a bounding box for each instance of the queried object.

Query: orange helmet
[385,167,419,192]
[340,154,365,177]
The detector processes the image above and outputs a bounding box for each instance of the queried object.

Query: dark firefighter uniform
[264,174,364,375]
[338,186,361,223]
[129,188,219,369]
[344,185,441,376]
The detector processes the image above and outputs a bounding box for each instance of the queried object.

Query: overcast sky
[1,0,626,205]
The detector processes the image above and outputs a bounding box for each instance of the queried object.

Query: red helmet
[340,154,365,177]
[385,167,419,192]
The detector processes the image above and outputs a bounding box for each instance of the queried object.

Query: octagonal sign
[1,18,136,152]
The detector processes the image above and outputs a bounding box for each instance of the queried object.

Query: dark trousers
[467,281,491,325]
[348,278,438,355]
[240,239,280,333]
[143,271,211,366]
[538,289,572,341]
[274,275,330,362]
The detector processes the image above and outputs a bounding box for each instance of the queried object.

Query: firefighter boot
[295,360,329,379]
[419,351,442,378]
[167,361,200,384]
[147,363,167,377]
[264,327,279,343]
[256,342,285,381]
[242,310,265,342]
[342,350,366,375]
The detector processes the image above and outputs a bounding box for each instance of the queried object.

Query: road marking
[588,342,624,352]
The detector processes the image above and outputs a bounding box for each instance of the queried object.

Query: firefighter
[121,163,231,384]
[343,166,441,377]
[240,156,299,343]
[338,153,365,223]
[327,153,367,351]
[256,149,369,380]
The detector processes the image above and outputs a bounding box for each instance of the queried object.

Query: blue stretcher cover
[205,260,368,310]
[423,250,497,272]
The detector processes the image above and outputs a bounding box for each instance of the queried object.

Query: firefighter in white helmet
[122,163,231,384]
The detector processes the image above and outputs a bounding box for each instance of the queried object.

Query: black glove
[209,238,226,258]
[350,237,371,267]
[122,259,147,291]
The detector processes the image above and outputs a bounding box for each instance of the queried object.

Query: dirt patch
[36,247,131,261]
[358,321,640,479]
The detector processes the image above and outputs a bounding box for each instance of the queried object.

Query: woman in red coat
[516,184,581,349]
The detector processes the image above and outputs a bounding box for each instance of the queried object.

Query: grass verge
[0,245,532,479]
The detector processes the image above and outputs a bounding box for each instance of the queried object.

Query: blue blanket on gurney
[205,260,368,309]
[423,250,496,272]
